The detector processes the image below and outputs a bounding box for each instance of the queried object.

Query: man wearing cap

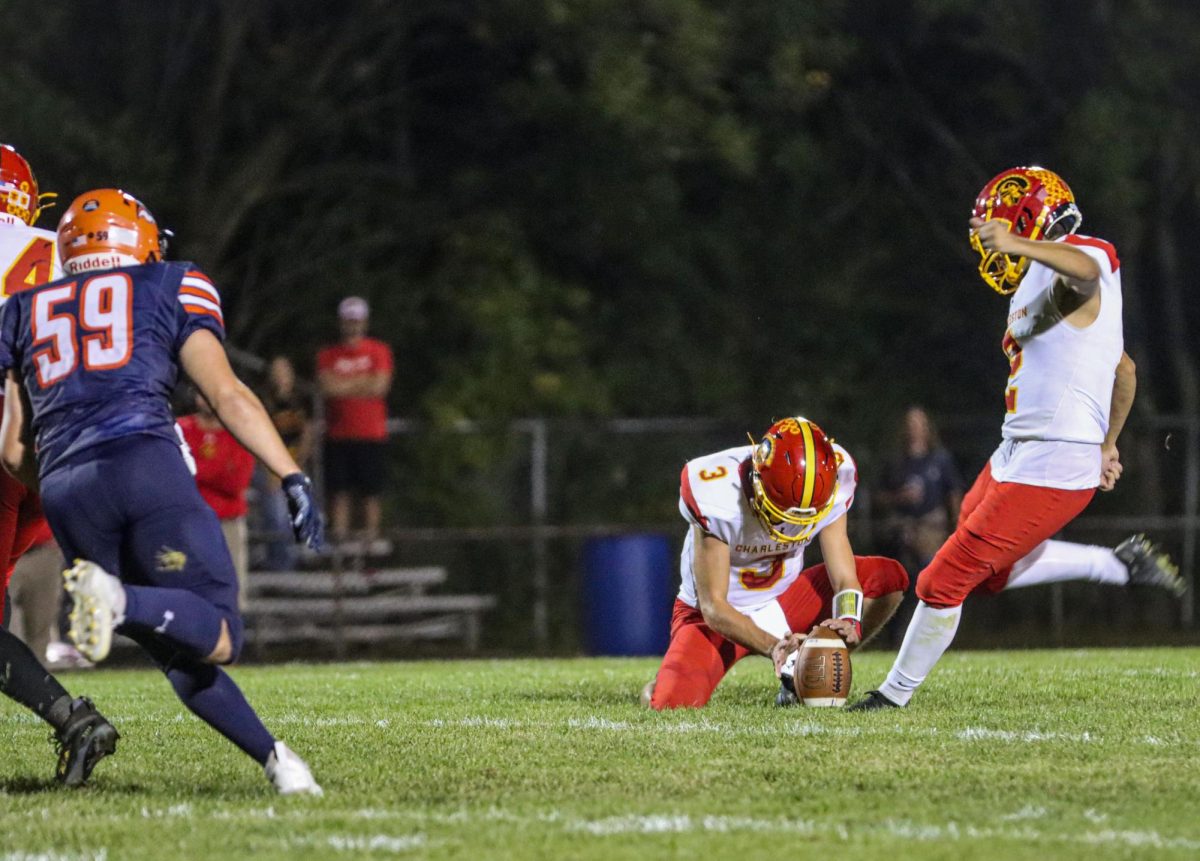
[316,297,394,551]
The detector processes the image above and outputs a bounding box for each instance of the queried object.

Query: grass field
[1,648,1198,860]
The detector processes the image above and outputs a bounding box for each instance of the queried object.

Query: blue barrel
[582,534,674,655]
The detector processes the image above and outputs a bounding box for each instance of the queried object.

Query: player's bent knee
[854,556,910,596]
[915,569,963,609]
[640,678,656,708]
[875,557,910,595]
[648,674,713,710]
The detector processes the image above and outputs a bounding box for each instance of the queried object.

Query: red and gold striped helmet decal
[798,419,817,509]
[747,416,839,544]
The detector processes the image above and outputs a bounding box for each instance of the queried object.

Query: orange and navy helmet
[748,417,839,544]
[970,166,1082,295]
[1,144,55,227]
[57,189,163,275]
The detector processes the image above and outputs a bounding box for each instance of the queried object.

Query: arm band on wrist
[832,588,864,622]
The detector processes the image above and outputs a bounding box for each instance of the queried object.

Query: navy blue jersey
[0,261,224,476]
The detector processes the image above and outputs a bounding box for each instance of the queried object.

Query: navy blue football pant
[40,435,276,764]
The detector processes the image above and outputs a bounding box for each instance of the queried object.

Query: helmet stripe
[798,420,816,509]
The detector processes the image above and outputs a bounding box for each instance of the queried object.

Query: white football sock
[877,601,961,706]
[1003,540,1128,590]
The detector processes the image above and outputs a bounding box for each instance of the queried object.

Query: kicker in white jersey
[995,234,1122,489]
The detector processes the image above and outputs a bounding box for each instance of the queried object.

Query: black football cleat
[846,690,902,712]
[775,674,799,707]
[1115,534,1186,597]
[54,697,119,787]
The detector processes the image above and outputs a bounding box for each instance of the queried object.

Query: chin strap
[33,191,57,224]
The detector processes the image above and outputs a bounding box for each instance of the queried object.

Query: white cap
[338,296,369,320]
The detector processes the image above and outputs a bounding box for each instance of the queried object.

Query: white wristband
[832,588,864,622]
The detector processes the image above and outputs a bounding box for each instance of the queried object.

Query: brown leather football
[792,624,851,707]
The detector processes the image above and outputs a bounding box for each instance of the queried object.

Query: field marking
[304,834,429,854]
[567,717,630,730]
[955,727,1094,743]
[60,804,1200,853]
[139,803,192,819]
[1,853,108,861]
[1000,805,1047,821]
[423,716,1185,747]
[563,813,1200,851]
[566,814,822,836]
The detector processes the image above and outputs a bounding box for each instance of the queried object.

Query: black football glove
[282,473,324,551]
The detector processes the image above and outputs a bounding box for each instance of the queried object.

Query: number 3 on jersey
[32,273,133,386]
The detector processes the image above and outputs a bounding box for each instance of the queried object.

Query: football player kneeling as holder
[641,416,910,710]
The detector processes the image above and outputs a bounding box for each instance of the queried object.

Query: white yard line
[303,834,429,854]
[423,715,1184,747]
[60,805,1200,853]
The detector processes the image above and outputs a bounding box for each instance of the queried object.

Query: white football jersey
[1000,234,1122,443]
[676,443,857,613]
[0,221,60,304]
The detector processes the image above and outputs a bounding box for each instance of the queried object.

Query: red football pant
[0,470,52,620]
[649,556,909,710]
[915,461,1094,609]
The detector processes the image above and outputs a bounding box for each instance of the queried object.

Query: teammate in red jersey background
[178,392,257,608]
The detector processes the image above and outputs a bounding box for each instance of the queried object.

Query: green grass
[1,649,1198,860]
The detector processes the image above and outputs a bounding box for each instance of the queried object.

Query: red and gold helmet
[1,144,55,226]
[748,416,839,544]
[57,189,162,275]
[970,166,1082,295]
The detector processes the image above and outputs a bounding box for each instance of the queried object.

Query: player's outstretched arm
[692,527,779,657]
[180,331,303,480]
[181,331,323,548]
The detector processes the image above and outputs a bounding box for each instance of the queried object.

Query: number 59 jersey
[0,261,224,477]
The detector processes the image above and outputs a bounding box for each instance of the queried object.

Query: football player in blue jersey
[0,189,325,795]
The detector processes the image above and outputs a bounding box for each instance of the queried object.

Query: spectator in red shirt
[178,393,257,607]
[316,297,394,551]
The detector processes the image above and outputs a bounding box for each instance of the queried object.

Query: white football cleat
[63,559,125,664]
[265,741,323,796]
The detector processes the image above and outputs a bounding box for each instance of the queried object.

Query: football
[792,624,852,707]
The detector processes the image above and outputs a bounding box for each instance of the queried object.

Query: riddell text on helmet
[66,253,138,273]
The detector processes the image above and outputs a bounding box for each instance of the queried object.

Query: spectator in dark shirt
[877,406,964,576]
[256,357,313,570]
[876,407,964,645]
[264,357,314,465]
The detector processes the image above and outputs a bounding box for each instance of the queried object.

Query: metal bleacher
[242,566,496,657]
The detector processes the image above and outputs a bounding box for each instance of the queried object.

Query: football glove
[282,473,324,550]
